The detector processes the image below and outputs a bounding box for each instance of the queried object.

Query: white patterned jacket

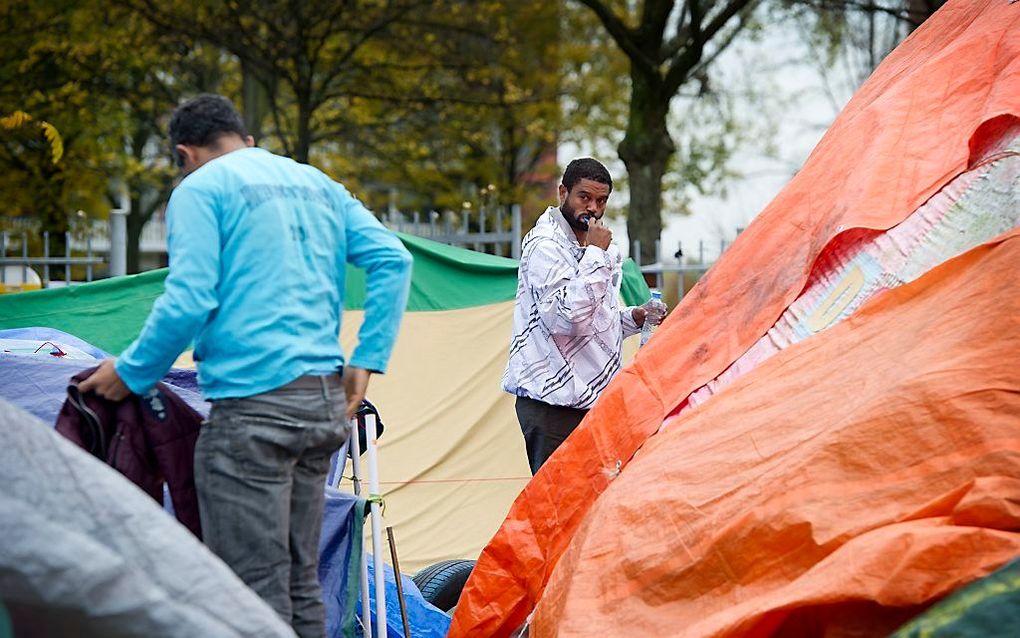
[501,207,640,409]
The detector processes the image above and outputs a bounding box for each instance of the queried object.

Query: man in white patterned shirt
[502,158,661,474]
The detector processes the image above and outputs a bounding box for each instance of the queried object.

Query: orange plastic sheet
[533,231,1020,636]
[449,1,1020,636]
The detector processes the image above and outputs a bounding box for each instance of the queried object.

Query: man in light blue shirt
[81,94,412,637]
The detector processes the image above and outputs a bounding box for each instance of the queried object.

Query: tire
[411,559,476,612]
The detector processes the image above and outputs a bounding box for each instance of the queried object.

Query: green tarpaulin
[0,232,650,354]
[890,559,1020,637]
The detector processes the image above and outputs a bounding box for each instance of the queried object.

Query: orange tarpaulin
[449,1,1020,636]
[533,231,1020,636]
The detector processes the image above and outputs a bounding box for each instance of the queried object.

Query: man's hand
[632,306,647,327]
[343,366,373,419]
[78,358,132,401]
[632,302,667,328]
[586,218,612,251]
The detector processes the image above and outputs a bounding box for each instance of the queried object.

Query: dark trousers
[195,375,349,638]
[515,396,588,475]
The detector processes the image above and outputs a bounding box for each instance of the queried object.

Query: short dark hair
[561,157,612,193]
[169,94,248,165]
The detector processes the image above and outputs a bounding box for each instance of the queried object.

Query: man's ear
[558,184,568,206]
[174,144,195,168]
[245,135,255,148]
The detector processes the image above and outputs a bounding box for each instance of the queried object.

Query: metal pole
[632,240,641,266]
[511,204,522,260]
[42,231,50,286]
[476,210,486,253]
[332,440,350,490]
[21,232,27,285]
[495,208,504,257]
[365,413,387,637]
[86,236,94,282]
[65,231,71,284]
[386,527,412,638]
[348,420,373,638]
[1,231,6,284]
[109,208,127,277]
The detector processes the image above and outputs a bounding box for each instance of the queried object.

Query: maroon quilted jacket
[55,367,204,538]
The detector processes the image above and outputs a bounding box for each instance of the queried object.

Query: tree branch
[806,0,924,26]
[573,0,657,78]
[686,9,754,86]
[639,0,679,56]
[702,0,758,46]
[663,0,756,97]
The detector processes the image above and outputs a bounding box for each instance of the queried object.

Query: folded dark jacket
[55,367,203,538]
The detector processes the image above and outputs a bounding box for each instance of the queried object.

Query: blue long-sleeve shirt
[116,147,412,400]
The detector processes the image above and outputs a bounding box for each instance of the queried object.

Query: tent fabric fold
[448,1,1020,636]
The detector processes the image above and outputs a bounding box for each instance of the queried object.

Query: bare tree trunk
[295,89,313,164]
[907,0,944,30]
[126,195,146,274]
[618,71,675,265]
[241,60,272,143]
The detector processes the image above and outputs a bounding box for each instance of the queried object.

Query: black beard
[560,205,591,232]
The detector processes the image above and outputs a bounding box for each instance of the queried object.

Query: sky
[561,15,864,265]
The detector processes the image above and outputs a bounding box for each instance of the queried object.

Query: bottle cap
[651,290,662,299]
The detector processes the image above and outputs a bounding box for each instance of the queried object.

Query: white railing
[631,237,736,300]
[382,205,522,260]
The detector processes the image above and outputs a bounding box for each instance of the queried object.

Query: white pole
[332,440,349,488]
[365,413,387,637]
[347,419,373,638]
[109,208,127,277]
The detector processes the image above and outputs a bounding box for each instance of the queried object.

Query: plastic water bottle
[640,290,666,347]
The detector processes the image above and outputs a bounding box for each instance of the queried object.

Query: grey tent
[0,399,295,637]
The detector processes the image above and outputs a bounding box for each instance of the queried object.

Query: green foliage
[559,5,631,147]
[0,0,215,267]
[0,112,64,164]
[2,0,568,264]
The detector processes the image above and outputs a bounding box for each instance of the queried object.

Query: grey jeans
[195,374,349,638]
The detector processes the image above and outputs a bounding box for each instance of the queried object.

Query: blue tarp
[320,488,365,638]
[0,326,111,359]
[323,457,452,637]
[364,557,451,638]
[0,327,207,421]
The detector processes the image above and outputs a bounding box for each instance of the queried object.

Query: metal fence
[0,205,522,292]
[70,216,164,255]
[631,237,733,301]
[382,205,522,260]
[0,230,107,290]
[0,211,127,291]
